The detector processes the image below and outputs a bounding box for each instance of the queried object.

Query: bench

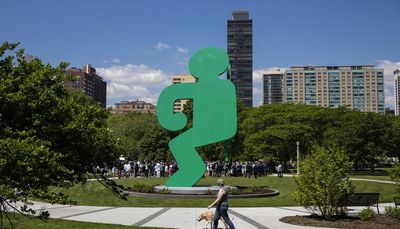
[395,198,400,209]
[347,193,380,214]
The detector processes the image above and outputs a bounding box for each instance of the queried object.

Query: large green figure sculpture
[157,47,237,187]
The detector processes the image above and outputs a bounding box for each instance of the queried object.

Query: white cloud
[375,59,400,109]
[103,58,120,64]
[97,64,170,103]
[153,42,170,51]
[177,47,188,54]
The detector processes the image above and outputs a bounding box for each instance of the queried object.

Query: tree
[293,145,354,219]
[108,112,171,161]
[324,110,393,171]
[390,162,400,197]
[0,42,122,224]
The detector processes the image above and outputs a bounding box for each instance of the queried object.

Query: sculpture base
[154,185,232,195]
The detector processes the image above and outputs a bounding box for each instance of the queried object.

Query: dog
[197,210,229,229]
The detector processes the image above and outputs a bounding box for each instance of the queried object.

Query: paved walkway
[25,201,395,229]
[18,177,395,228]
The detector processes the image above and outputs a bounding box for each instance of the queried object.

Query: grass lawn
[47,175,398,208]
[1,213,168,229]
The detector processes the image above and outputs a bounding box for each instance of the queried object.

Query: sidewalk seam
[59,207,117,219]
[132,207,171,226]
[229,209,269,229]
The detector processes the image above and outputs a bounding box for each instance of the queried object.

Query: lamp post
[296,141,300,175]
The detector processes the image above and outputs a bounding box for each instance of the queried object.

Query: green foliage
[390,163,400,196]
[228,187,241,195]
[129,183,155,193]
[385,206,400,219]
[0,42,121,223]
[358,207,376,220]
[293,145,355,219]
[108,112,171,161]
[203,189,213,195]
[108,95,400,166]
[159,188,171,194]
[244,185,258,193]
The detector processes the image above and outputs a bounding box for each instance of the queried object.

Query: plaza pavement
[15,176,396,228]
[24,201,395,229]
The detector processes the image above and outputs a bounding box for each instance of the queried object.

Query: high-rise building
[263,69,284,104]
[227,10,253,106]
[171,74,196,112]
[112,100,156,114]
[64,64,107,107]
[395,69,400,115]
[282,65,385,113]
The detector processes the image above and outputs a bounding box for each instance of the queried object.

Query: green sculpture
[157,47,237,187]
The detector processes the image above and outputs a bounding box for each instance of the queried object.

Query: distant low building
[171,74,196,112]
[112,100,156,114]
[64,64,107,107]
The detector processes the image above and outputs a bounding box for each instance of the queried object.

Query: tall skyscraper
[395,69,400,115]
[171,74,196,112]
[263,69,284,104]
[227,10,253,106]
[64,64,107,107]
[282,65,385,113]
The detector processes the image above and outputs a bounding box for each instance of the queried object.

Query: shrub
[385,206,400,219]
[203,189,212,195]
[389,163,400,197]
[358,207,376,221]
[228,187,240,195]
[159,188,171,194]
[293,145,354,219]
[131,183,154,193]
[244,185,258,193]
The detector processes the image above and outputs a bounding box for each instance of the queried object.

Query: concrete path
[23,201,395,229]
[18,177,394,228]
[349,178,395,184]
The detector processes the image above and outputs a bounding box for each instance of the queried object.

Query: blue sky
[2,0,400,107]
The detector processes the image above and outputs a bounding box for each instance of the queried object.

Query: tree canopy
[0,42,121,222]
[108,99,400,168]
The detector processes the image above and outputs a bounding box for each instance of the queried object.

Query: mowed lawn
[3,214,169,229]
[48,175,398,208]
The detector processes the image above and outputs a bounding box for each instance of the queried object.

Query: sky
[2,0,400,108]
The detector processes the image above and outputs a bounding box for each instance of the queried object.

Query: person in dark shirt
[208,179,235,229]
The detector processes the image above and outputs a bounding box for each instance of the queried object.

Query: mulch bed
[280,214,400,229]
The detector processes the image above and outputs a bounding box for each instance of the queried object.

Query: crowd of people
[103,157,287,179]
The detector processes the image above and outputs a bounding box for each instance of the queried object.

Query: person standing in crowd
[208,179,235,229]
[277,163,283,177]
[155,161,161,178]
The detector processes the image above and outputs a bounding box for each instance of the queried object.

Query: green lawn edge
[2,213,170,229]
[46,176,398,208]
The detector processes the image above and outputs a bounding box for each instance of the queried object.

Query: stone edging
[124,188,279,199]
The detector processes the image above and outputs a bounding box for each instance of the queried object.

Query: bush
[131,183,154,193]
[389,163,400,196]
[159,188,171,194]
[358,208,376,220]
[203,189,212,195]
[228,187,240,195]
[244,185,258,193]
[385,206,400,219]
[293,145,354,219]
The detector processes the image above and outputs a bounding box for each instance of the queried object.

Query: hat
[217,178,224,186]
